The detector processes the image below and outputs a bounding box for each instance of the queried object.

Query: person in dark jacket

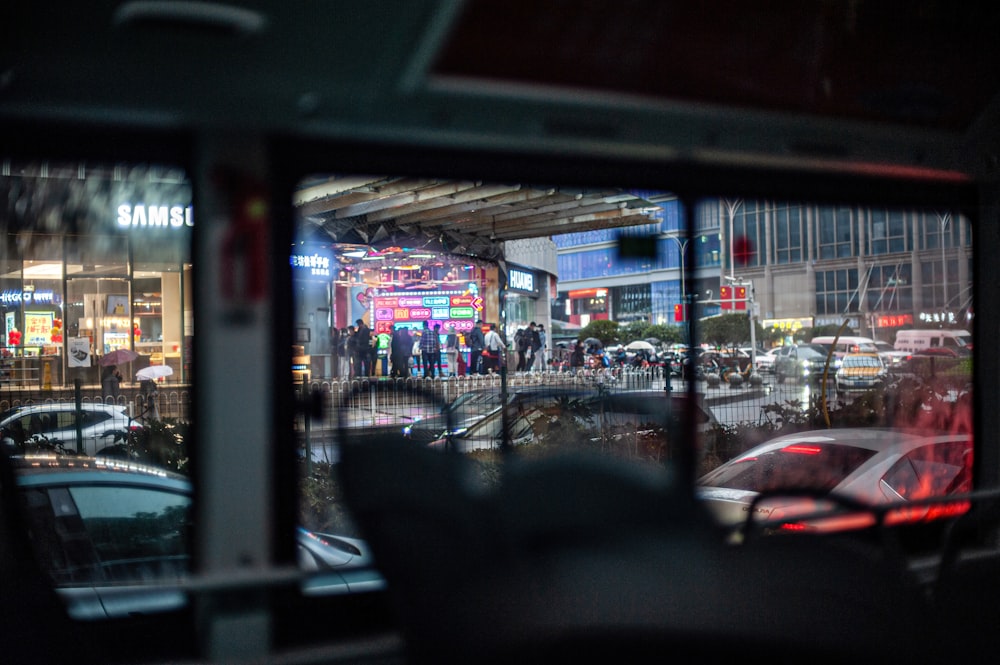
[353,318,371,377]
[570,341,586,372]
[101,364,122,400]
[390,327,411,378]
[467,319,486,375]
[419,321,441,378]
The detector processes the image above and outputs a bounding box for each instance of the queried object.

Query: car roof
[2,403,126,415]
[728,428,970,459]
[10,454,190,491]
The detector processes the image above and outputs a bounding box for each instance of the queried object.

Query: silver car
[698,428,973,535]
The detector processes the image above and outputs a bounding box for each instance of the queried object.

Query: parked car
[772,343,836,384]
[835,352,888,393]
[428,390,716,454]
[10,454,383,619]
[0,403,141,457]
[402,388,507,443]
[873,340,911,370]
[697,428,972,534]
[754,347,781,374]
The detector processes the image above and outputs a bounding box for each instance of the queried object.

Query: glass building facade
[555,196,972,337]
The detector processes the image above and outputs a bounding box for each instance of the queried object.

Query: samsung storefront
[1,162,193,389]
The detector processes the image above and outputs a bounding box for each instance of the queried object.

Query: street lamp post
[667,235,690,318]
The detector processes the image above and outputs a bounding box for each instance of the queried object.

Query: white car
[754,348,781,373]
[0,403,140,457]
[698,428,972,535]
[872,341,911,369]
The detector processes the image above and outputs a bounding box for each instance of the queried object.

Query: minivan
[894,329,973,353]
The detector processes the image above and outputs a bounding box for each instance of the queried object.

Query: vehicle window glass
[68,486,190,583]
[1,158,194,602]
[700,443,877,493]
[21,486,102,585]
[881,442,973,500]
[293,179,975,595]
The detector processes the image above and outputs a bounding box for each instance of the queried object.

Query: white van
[894,329,972,353]
[810,335,878,360]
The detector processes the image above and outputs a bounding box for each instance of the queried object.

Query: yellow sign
[24,312,54,346]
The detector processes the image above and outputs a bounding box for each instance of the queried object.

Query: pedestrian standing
[337,328,351,378]
[375,330,390,376]
[570,340,586,373]
[514,327,529,371]
[537,324,548,372]
[526,322,542,371]
[101,364,122,400]
[390,327,408,378]
[419,321,440,378]
[482,323,504,374]
[354,318,371,377]
[432,323,444,376]
[468,319,485,375]
[444,323,459,377]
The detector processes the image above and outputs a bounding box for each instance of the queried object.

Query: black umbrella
[583,337,603,348]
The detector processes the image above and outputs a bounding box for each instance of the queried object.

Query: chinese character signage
[24,312,54,346]
[372,291,483,335]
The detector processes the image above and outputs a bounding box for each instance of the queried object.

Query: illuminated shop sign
[871,313,914,328]
[762,317,812,332]
[372,291,484,335]
[508,268,536,293]
[117,204,194,228]
[919,311,958,325]
[290,252,332,277]
[0,290,56,305]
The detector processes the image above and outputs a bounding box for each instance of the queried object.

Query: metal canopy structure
[294,176,661,260]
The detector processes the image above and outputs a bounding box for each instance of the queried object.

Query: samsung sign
[117,204,194,229]
[508,268,536,294]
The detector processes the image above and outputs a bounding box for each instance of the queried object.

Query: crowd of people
[331,319,551,379]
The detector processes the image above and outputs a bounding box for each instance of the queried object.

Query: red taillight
[781,444,822,455]
[778,522,808,531]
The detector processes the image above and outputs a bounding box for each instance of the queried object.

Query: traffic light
[674,303,685,322]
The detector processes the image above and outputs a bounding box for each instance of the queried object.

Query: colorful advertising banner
[24,312,54,346]
[371,290,484,335]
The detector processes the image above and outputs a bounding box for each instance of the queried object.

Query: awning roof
[294,176,662,260]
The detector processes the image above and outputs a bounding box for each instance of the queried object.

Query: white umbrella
[625,340,656,352]
[136,365,174,381]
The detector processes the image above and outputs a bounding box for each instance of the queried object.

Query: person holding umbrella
[101,364,122,400]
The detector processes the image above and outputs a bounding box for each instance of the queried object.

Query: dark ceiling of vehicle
[4,0,1000,229]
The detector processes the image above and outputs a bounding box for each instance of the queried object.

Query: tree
[643,324,684,346]
[700,313,756,349]
[577,319,619,347]
[617,321,648,344]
